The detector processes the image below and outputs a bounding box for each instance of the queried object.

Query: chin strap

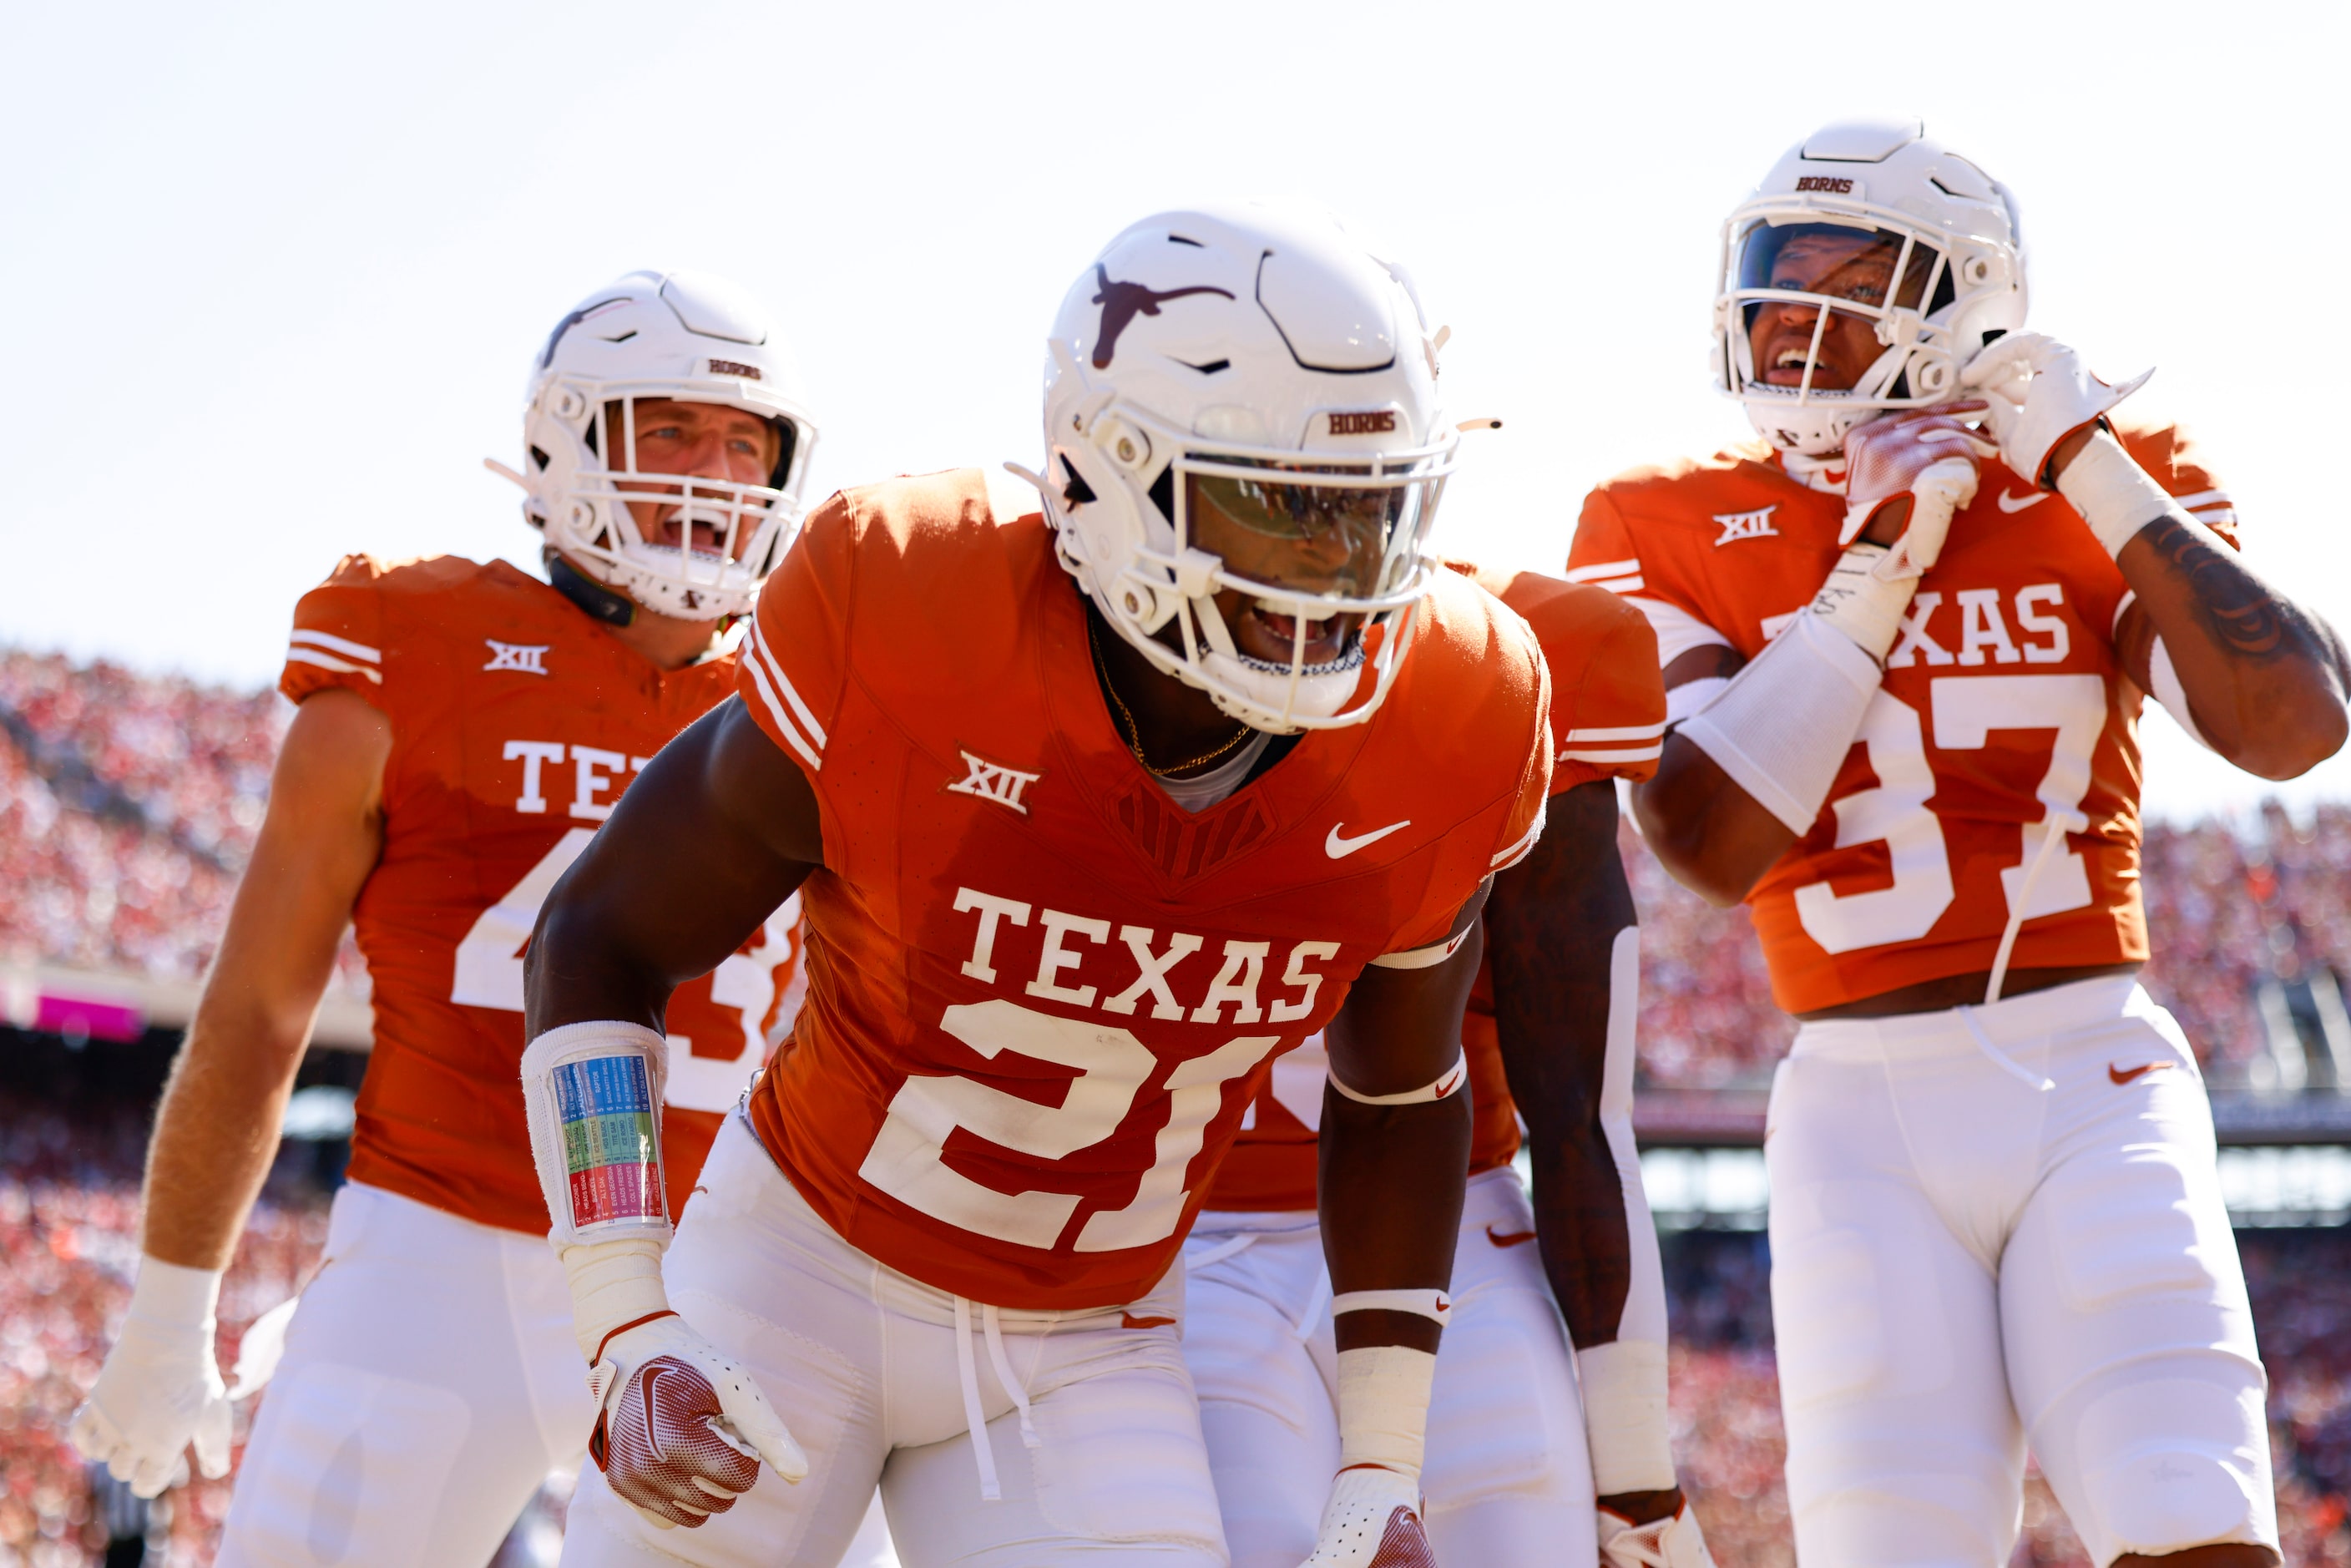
[545,550,638,628]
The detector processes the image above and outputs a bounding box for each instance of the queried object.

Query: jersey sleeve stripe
[1560,743,1663,763]
[289,627,382,663]
[1489,812,1545,871]
[748,622,829,750]
[2191,507,2238,528]
[1565,722,1666,741]
[741,646,823,772]
[285,646,384,683]
[1565,559,1641,584]
[2172,489,2231,511]
[1585,574,1645,594]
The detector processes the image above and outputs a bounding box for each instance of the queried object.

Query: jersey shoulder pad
[1392,568,1554,874]
[2111,417,2238,548]
[1488,572,1666,787]
[740,468,1054,776]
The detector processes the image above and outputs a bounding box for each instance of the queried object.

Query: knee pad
[2046,1373,2277,1564]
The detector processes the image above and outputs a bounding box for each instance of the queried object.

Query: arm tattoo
[2143,513,2288,660]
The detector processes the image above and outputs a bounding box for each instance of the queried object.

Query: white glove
[68,1257,234,1499]
[1297,1466,1433,1567]
[588,1312,807,1528]
[1838,407,1997,578]
[1959,332,2152,488]
[1599,1499,1717,1568]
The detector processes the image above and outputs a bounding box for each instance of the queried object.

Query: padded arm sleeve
[521,1020,675,1249]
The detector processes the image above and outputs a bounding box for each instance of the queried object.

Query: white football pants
[216,1180,594,1567]
[559,1115,1227,1566]
[1183,1168,1599,1568]
[1767,974,2277,1567]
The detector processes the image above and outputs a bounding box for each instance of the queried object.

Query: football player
[1186,561,1716,1567]
[519,206,1555,1566]
[69,270,820,1566]
[1570,119,2350,1566]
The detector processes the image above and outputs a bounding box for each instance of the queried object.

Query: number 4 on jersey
[448,829,798,1110]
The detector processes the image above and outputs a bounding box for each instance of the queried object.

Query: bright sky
[6,0,2343,821]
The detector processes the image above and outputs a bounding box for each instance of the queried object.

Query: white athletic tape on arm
[1327,1052,1465,1106]
[1332,1288,1454,1326]
[521,1020,675,1250]
[1676,609,1883,837]
[1579,1339,1678,1495]
[2148,636,2216,752]
[2055,429,2180,558]
[1335,1344,1438,1482]
[128,1257,225,1334]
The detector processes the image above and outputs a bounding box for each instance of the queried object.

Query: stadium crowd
[4,646,2351,1561]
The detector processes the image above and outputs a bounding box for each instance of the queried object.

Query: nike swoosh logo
[1998,488,2050,513]
[1120,1312,1176,1329]
[1327,820,1411,858]
[1485,1226,1538,1249]
[2109,1061,2176,1085]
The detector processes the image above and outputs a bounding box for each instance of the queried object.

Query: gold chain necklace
[1086,620,1256,777]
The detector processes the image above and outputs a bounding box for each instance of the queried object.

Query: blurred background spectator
[4,644,2348,1564]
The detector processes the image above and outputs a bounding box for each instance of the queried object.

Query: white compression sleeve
[1676,541,1911,835]
[1580,925,1676,1495]
[2149,636,2216,751]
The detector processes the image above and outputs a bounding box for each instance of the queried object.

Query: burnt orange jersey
[1206,564,1666,1211]
[736,471,1552,1310]
[281,555,805,1234]
[1568,421,2233,1015]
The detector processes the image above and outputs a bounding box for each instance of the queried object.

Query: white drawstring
[1292,1262,1332,1339]
[1183,1233,1257,1272]
[981,1303,1040,1453]
[952,1296,1000,1502]
[1984,812,2076,1005]
[1954,1005,2055,1093]
[953,1295,1044,1503]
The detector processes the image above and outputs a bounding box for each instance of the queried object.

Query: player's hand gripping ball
[1838,407,2000,578]
[589,1314,806,1529]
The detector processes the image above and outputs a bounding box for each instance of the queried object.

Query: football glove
[1298,1466,1436,1567]
[1598,1498,1717,1568]
[1838,407,1997,578]
[68,1257,234,1500]
[1959,332,2152,489]
[587,1310,806,1530]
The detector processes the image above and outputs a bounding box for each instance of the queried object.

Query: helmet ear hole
[1147,467,1176,525]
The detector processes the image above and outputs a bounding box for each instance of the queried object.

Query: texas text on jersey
[1569,419,2233,1014]
[282,553,803,1231]
[734,470,1553,1310]
[1209,561,1665,1209]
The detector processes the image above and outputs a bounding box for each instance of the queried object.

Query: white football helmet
[1024,205,1455,734]
[1713,119,2026,455]
[512,270,818,620]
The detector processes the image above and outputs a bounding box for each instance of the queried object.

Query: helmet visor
[1183,460,1440,602]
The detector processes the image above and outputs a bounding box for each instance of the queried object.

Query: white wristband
[1336,1344,1438,1482]
[128,1256,224,1333]
[2055,429,2177,558]
[559,1235,673,1362]
[1578,1339,1676,1495]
